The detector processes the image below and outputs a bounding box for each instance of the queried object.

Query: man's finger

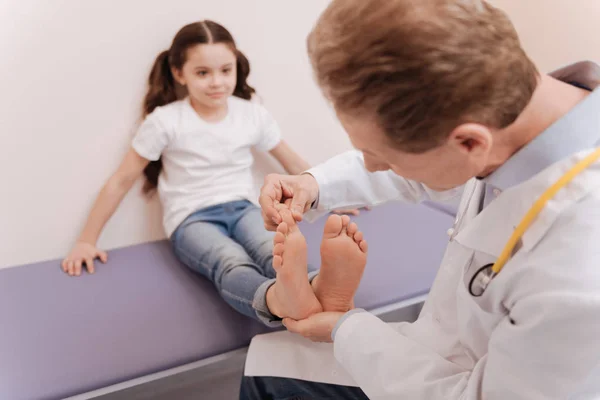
[281,198,302,221]
[282,318,304,335]
[258,189,282,225]
[333,208,360,216]
[261,209,279,231]
[289,189,309,219]
[99,251,108,263]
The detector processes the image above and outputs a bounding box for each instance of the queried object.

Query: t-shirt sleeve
[131,112,169,161]
[254,105,282,152]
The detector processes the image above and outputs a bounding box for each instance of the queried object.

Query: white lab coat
[246,149,600,399]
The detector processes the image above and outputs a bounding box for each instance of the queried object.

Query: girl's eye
[223,68,232,74]
[197,71,208,76]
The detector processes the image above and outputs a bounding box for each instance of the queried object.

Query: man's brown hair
[308,0,539,152]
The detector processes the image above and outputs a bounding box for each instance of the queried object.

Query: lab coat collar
[484,61,600,193]
[454,150,600,258]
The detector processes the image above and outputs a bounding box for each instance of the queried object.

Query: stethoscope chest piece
[469,263,496,297]
[466,147,600,297]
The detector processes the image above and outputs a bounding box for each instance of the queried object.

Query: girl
[61,21,320,325]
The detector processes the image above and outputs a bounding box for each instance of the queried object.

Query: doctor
[241,0,600,399]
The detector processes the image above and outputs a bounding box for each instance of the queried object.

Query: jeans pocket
[235,199,254,212]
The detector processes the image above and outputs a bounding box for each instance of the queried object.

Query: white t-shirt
[132,96,282,237]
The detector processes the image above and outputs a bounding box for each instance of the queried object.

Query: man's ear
[448,123,493,155]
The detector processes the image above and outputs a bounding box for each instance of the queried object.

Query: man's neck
[479,74,590,177]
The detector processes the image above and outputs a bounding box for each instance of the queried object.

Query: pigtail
[143,50,177,116]
[141,50,176,193]
[233,50,256,100]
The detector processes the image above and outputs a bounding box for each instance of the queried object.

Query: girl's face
[173,43,237,109]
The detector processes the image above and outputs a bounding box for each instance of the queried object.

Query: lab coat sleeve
[334,301,600,400]
[334,194,600,400]
[306,150,462,213]
[333,312,471,400]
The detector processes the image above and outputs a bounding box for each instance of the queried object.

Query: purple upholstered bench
[0,202,454,400]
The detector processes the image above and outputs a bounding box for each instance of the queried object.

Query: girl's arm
[269,140,311,175]
[62,148,149,276]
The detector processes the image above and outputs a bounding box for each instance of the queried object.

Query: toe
[274,243,285,257]
[340,215,350,228]
[359,239,368,253]
[277,222,289,236]
[323,214,343,238]
[354,231,364,243]
[278,207,297,228]
[347,222,358,237]
[274,231,286,245]
[273,255,283,270]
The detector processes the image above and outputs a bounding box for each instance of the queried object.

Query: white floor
[87,351,246,400]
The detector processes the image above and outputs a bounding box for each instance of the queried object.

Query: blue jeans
[171,200,310,325]
[240,376,368,400]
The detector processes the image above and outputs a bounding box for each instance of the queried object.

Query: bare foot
[266,206,323,320]
[312,215,368,312]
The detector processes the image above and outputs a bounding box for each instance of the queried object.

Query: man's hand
[259,173,320,231]
[282,312,346,343]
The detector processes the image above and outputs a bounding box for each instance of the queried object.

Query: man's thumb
[282,318,299,332]
[290,190,309,217]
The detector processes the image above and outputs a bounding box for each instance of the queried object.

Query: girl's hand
[61,242,108,276]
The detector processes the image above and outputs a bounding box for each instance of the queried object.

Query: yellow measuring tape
[492,147,600,274]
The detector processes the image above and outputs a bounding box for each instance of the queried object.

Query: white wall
[0,0,347,268]
[1,1,599,268]
[490,0,600,70]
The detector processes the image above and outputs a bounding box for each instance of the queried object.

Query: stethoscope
[469,147,600,297]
